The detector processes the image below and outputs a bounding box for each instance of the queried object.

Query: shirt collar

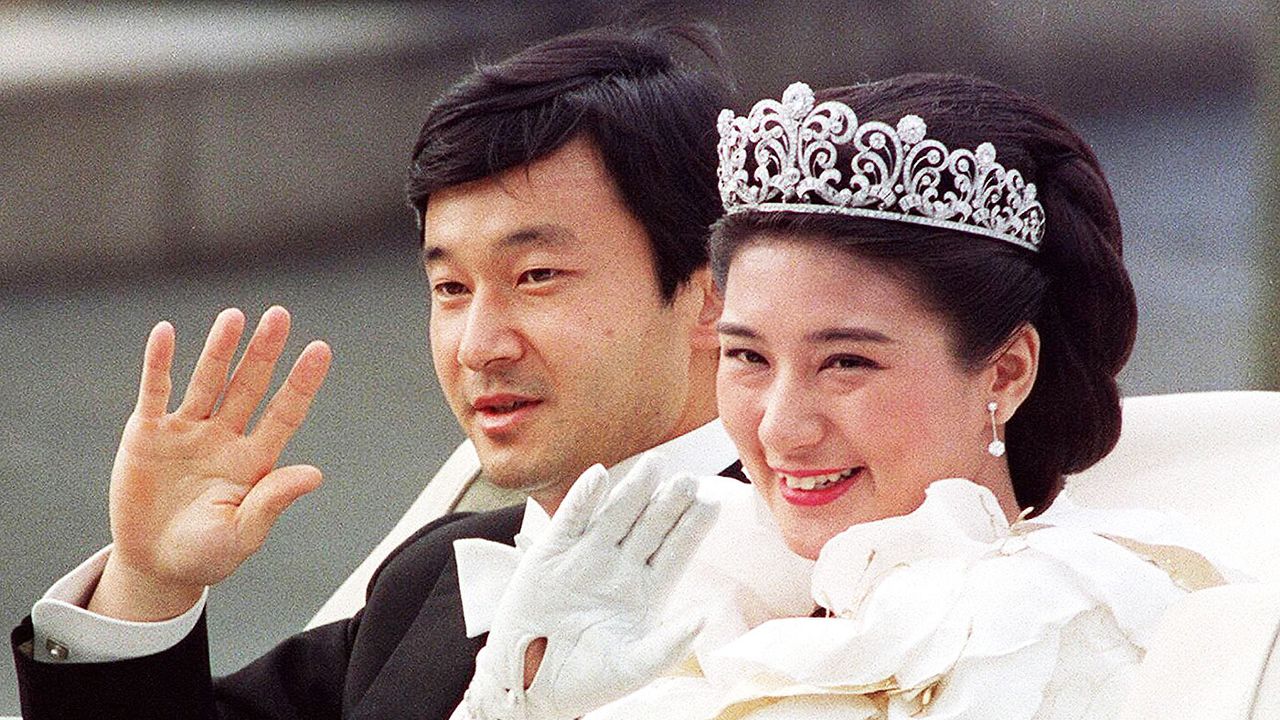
[521,418,738,531]
[607,418,738,479]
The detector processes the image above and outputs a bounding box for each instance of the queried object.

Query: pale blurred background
[1,1,1276,712]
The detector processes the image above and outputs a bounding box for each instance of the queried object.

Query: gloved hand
[462,453,718,720]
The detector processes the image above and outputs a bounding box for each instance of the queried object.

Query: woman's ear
[989,324,1040,422]
[684,267,723,351]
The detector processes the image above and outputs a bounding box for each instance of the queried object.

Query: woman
[459,74,1232,720]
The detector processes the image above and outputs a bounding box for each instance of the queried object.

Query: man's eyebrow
[715,321,893,344]
[422,224,575,267]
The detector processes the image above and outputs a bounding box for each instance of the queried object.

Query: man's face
[423,137,712,508]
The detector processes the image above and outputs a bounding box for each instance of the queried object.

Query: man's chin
[474,446,573,495]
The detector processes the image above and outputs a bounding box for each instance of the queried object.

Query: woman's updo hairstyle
[710,73,1137,511]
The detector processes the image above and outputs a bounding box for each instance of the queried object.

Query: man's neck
[532,490,565,517]
[667,351,719,444]
[530,411,722,517]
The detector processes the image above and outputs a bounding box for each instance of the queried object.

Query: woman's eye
[519,268,560,284]
[824,354,879,370]
[724,348,767,366]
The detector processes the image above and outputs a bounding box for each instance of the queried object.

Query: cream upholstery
[307,441,484,628]
[307,440,525,628]
[305,391,1280,716]
[1062,391,1280,581]
[1063,391,1280,719]
[1117,583,1280,720]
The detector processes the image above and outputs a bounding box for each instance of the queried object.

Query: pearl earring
[987,401,1006,457]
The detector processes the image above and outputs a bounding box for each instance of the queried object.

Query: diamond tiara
[716,82,1045,251]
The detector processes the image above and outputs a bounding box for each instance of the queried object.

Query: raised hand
[88,306,332,621]
[463,454,718,720]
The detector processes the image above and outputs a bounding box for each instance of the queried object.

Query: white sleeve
[30,544,207,664]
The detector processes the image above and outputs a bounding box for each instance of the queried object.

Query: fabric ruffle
[588,478,1219,720]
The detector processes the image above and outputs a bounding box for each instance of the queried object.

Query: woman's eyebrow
[808,327,894,344]
[715,321,757,338]
[715,321,893,344]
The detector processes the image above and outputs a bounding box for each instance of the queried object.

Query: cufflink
[45,638,69,661]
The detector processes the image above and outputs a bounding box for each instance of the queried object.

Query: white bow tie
[454,498,552,637]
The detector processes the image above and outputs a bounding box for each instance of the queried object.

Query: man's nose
[456,290,523,370]
[756,373,824,456]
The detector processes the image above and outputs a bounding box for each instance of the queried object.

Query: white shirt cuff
[30,544,207,663]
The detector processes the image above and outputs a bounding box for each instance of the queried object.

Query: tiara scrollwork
[716,82,1045,251]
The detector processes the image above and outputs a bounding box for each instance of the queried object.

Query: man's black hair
[406,23,730,301]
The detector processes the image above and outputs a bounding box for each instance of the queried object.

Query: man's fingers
[592,453,669,545]
[176,308,245,420]
[216,306,292,432]
[619,475,697,564]
[250,340,332,450]
[236,464,323,552]
[135,321,175,419]
[646,489,718,575]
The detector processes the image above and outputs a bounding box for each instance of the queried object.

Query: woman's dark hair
[406,23,730,302]
[711,73,1137,511]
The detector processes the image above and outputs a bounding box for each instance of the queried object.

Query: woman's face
[717,238,1004,559]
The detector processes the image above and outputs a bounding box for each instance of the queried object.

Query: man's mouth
[470,394,543,436]
[475,397,537,415]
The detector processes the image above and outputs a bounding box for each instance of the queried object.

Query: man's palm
[93,307,330,619]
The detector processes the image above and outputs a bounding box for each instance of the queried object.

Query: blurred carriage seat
[1064,392,1280,719]
[1116,582,1280,720]
[307,439,496,629]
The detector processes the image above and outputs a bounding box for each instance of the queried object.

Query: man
[11,23,739,720]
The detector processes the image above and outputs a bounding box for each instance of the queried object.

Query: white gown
[585,478,1232,720]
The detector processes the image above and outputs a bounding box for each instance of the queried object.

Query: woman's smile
[775,466,864,506]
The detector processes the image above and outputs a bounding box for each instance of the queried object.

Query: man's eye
[723,348,767,365]
[519,268,560,284]
[432,281,469,298]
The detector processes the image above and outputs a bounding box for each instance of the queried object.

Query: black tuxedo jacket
[11,505,525,720]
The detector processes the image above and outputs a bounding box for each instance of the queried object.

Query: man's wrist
[87,552,205,621]
[31,545,209,663]
[523,636,547,689]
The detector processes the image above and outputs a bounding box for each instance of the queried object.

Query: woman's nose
[756,374,824,456]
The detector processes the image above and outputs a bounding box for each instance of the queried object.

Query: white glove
[461,453,718,720]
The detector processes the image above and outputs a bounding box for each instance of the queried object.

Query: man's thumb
[237,464,323,551]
